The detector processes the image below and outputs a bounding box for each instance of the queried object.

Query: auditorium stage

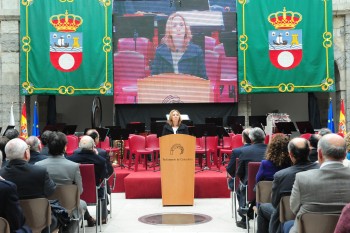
[113,166,230,199]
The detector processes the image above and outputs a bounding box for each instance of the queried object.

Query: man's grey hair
[318,133,346,160]
[249,127,265,144]
[318,128,332,137]
[5,138,28,160]
[26,136,41,152]
[79,136,95,150]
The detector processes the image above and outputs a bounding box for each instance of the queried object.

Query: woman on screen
[162,109,189,136]
[151,13,207,79]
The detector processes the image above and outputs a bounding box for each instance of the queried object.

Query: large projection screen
[113,0,237,104]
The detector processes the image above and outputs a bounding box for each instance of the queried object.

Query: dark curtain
[115,103,238,129]
[308,93,321,129]
[47,95,57,125]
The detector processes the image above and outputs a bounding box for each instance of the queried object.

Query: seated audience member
[318,127,332,136]
[0,151,32,233]
[35,131,96,229]
[73,129,114,178]
[67,136,108,224]
[236,127,267,229]
[256,133,291,183]
[334,203,350,233]
[256,137,319,233]
[26,136,47,164]
[308,134,321,162]
[0,138,57,233]
[0,136,9,166]
[286,134,350,233]
[226,128,251,190]
[4,128,19,140]
[40,130,52,156]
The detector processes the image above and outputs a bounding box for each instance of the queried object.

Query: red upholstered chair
[231,134,243,149]
[66,135,79,156]
[117,37,154,68]
[218,136,234,169]
[195,138,206,168]
[199,136,218,169]
[113,51,146,104]
[205,36,217,51]
[264,134,270,144]
[145,134,160,171]
[79,164,101,233]
[214,43,238,102]
[205,50,221,102]
[244,162,261,232]
[300,133,312,140]
[128,135,153,172]
[122,139,130,165]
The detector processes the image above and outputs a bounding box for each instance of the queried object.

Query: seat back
[113,51,146,104]
[231,134,243,149]
[129,135,147,152]
[298,212,340,233]
[0,217,10,233]
[247,162,261,202]
[117,37,154,65]
[300,133,312,140]
[66,135,79,155]
[98,135,111,149]
[202,136,218,153]
[145,134,159,149]
[205,36,217,51]
[19,198,51,233]
[279,195,296,222]
[79,164,98,205]
[48,184,80,216]
[255,181,273,204]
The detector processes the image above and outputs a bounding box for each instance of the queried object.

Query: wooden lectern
[159,134,196,206]
[137,73,212,103]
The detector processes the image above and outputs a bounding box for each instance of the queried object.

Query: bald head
[79,136,95,150]
[288,137,310,163]
[5,138,29,160]
[318,133,346,161]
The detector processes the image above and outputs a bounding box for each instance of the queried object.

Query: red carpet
[112,166,230,199]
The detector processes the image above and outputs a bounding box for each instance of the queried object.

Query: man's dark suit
[73,147,113,178]
[0,159,56,199]
[236,143,267,184]
[0,180,31,233]
[40,146,49,156]
[263,161,319,233]
[28,151,47,164]
[226,144,250,177]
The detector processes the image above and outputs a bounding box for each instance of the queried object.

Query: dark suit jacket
[73,147,114,177]
[226,144,250,177]
[162,123,189,136]
[28,151,47,164]
[0,180,31,233]
[0,159,56,200]
[269,161,319,233]
[151,43,207,79]
[236,143,267,184]
[40,146,49,156]
[67,149,107,186]
[308,148,318,162]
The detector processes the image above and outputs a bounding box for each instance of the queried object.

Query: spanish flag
[20,102,28,139]
[339,99,346,135]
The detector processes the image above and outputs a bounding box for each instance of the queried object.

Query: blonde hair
[167,109,182,127]
[161,13,192,52]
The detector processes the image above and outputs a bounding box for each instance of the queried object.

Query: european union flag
[327,99,335,133]
[32,102,40,136]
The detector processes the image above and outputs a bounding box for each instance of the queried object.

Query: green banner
[20,0,113,95]
[237,0,334,93]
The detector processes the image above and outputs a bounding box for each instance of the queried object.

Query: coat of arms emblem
[49,10,83,72]
[268,7,302,70]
